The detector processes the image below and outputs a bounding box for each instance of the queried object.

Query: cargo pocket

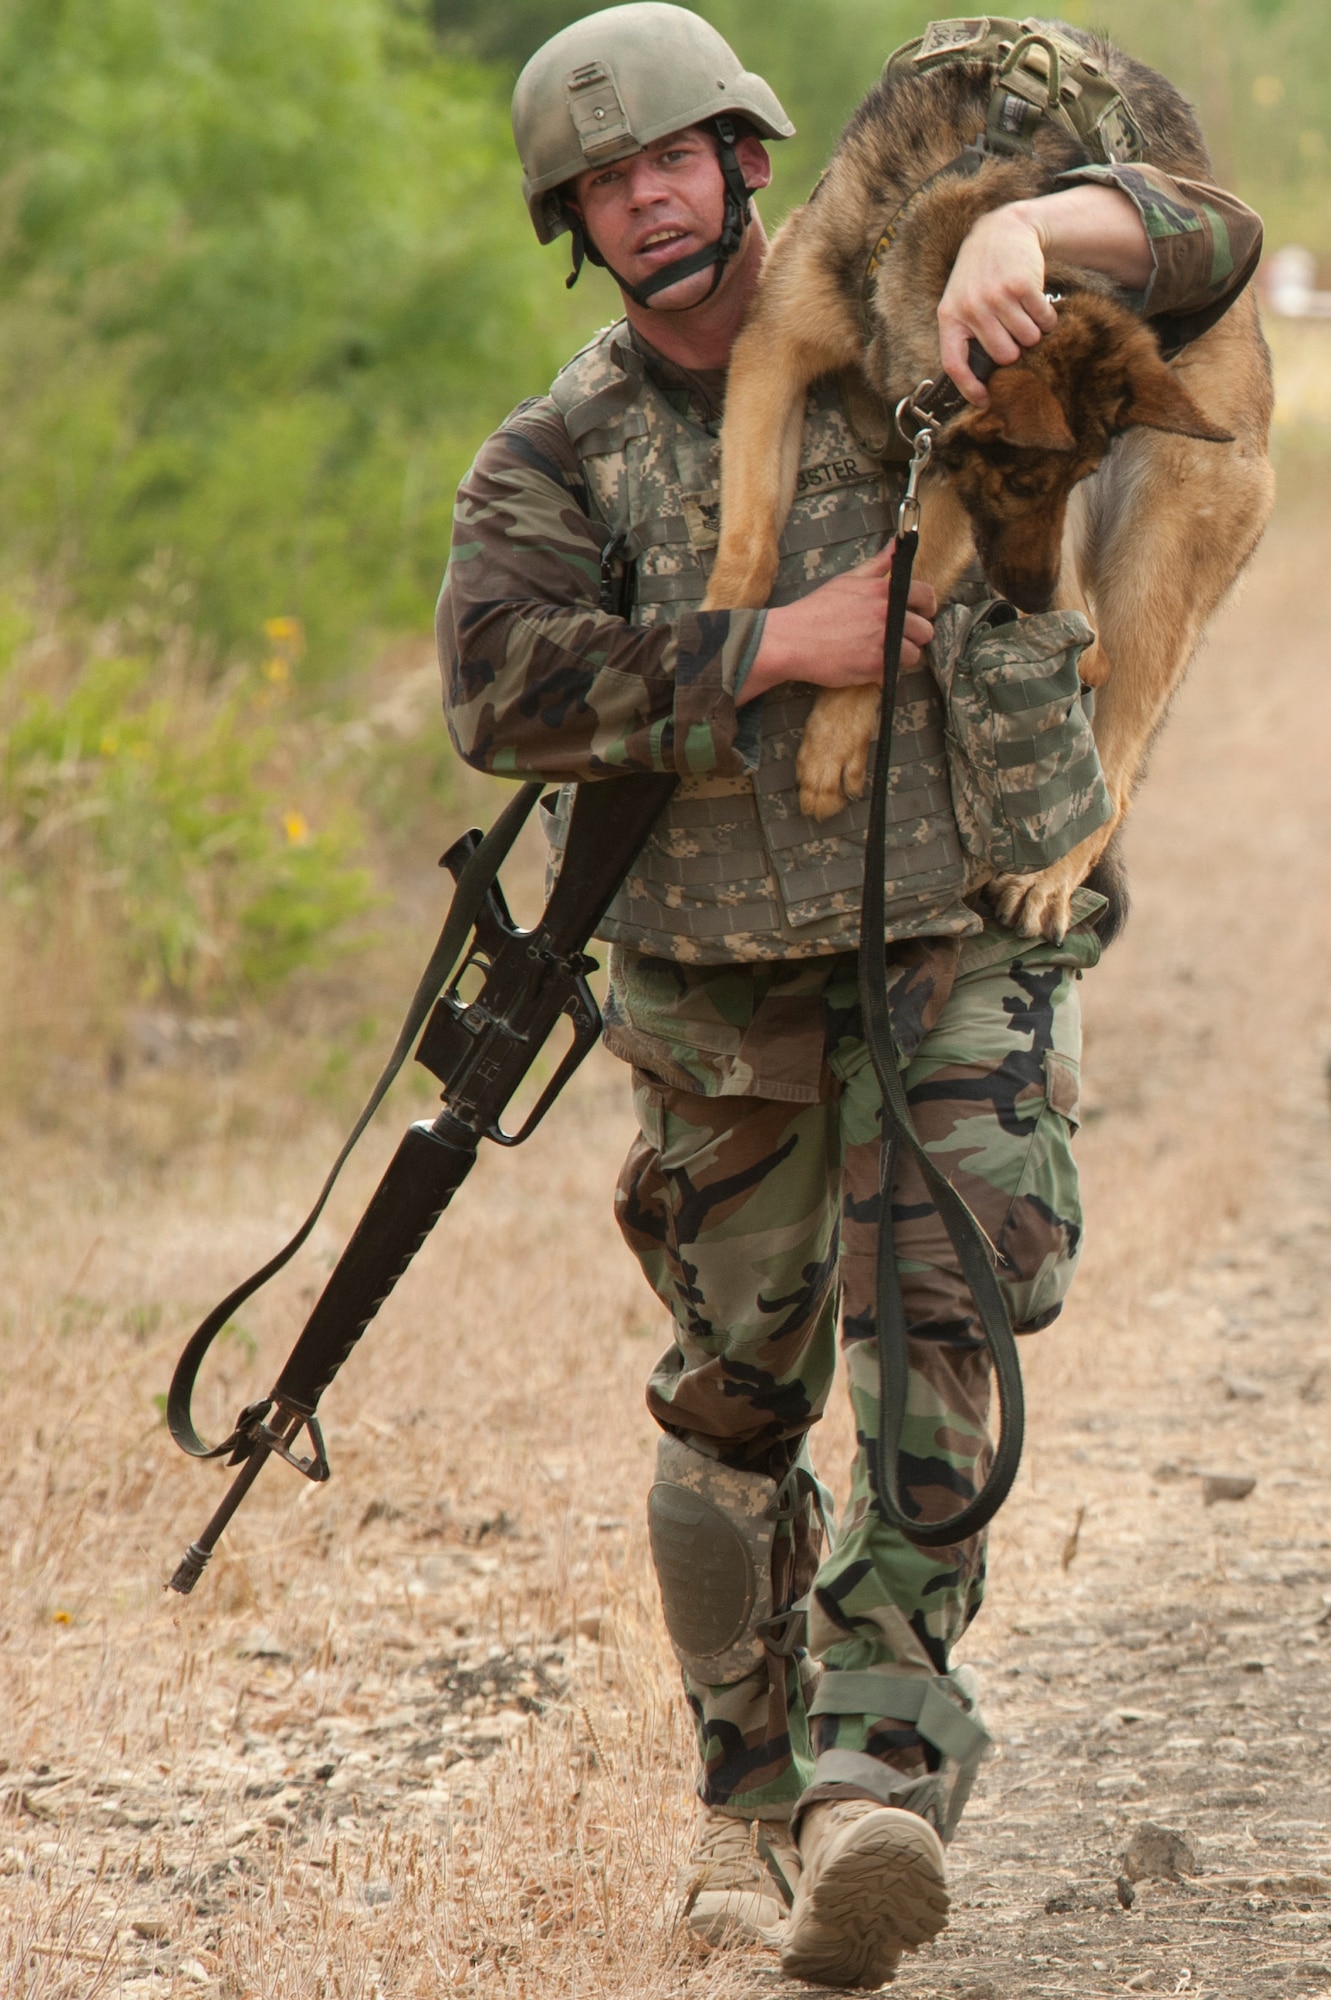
[929,598,1114,880]
[997,1044,1086,1333]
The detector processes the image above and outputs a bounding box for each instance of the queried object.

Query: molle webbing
[627,500,895,606]
[547,326,971,961]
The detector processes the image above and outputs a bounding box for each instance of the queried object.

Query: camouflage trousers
[606,905,1101,1817]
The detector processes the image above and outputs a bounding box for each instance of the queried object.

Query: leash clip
[894,403,935,538]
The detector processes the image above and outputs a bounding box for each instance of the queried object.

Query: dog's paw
[840,736,870,804]
[797,766,854,822]
[796,686,878,821]
[797,733,874,820]
[988,864,1077,944]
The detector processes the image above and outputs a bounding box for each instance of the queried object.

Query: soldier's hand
[941,189,1153,403]
[740,545,937,704]
[939,204,1058,403]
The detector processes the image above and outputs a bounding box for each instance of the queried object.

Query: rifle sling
[166,779,544,1461]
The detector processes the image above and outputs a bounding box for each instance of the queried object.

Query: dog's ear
[968,368,1076,453]
[1120,352,1235,443]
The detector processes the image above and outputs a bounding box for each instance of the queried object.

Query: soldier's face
[569,126,769,310]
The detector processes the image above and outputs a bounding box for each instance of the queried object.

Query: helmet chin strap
[565,116,753,312]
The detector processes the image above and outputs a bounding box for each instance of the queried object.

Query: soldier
[438,7,1261,1987]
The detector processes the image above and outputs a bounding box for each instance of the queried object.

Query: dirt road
[2,498,1330,1998]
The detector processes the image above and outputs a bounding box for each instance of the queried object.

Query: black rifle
[165,772,676,1595]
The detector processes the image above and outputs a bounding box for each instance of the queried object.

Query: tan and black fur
[702,27,1275,941]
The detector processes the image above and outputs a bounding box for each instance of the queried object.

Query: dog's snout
[992,569,1056,614]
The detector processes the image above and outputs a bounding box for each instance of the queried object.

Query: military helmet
[512,3,794,246]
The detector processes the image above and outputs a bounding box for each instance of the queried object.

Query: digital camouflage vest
[546,323,977,962]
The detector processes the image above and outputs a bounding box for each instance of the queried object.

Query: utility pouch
[928,597,1112,880]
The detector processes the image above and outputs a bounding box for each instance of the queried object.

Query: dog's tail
[1085,829,1130,947]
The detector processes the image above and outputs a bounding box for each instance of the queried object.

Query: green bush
[1,630,372,1001]
[0,0,586,680]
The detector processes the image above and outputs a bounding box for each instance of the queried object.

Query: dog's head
[932,294,1234,612]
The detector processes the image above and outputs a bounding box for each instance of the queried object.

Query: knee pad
[647,1435,782,1684]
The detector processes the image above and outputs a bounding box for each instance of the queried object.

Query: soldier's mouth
[635,228,693,263]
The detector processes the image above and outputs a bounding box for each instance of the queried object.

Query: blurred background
[0,0,1326,1118]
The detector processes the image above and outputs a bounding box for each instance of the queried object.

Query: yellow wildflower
[263,615,305,656]
[283,809,311,846]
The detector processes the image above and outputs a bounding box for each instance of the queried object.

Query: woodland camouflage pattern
[1057,163,1261,324]
[611,902,1100,1813]
[436,146,1259,1819]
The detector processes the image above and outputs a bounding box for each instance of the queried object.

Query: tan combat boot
[779,1797,949,1988]
[672,1806,800,1947]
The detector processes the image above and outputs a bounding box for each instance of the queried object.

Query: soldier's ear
[967,369,1076,453]
[734,134,772,193]
[1119,351,1235,441]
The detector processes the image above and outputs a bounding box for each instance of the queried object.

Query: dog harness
[900,17,1145,161]
[858,19,1143,340]
[859,20,1255,363]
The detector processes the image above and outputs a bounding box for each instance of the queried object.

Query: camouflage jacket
[437,163,1261,960]
[1055,163,1263,333]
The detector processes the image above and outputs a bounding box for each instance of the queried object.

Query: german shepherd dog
[702,23,1275,942]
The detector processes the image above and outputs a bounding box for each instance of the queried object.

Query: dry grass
[2,491,1331,1997]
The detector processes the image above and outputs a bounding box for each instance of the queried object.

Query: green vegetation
[2,621,371,1000]
[0,0,587,670]
[0,0,1326,1010]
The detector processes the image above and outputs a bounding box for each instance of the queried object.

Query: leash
[858,370,1025,1551]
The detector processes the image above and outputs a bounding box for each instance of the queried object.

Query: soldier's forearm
[1052,163,1263,321]
[1016,185,1153,290]
[440,595,762,781]
[742,555,937,701]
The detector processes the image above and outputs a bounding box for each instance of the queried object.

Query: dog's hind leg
[990,300,1276,943]
[990,416,1274,941]
[704,215,863,613]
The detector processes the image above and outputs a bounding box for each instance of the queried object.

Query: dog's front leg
[703,310,808,611]
[1050,489,1114,690]
[796,475,976,821]
[705,217,863,613]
